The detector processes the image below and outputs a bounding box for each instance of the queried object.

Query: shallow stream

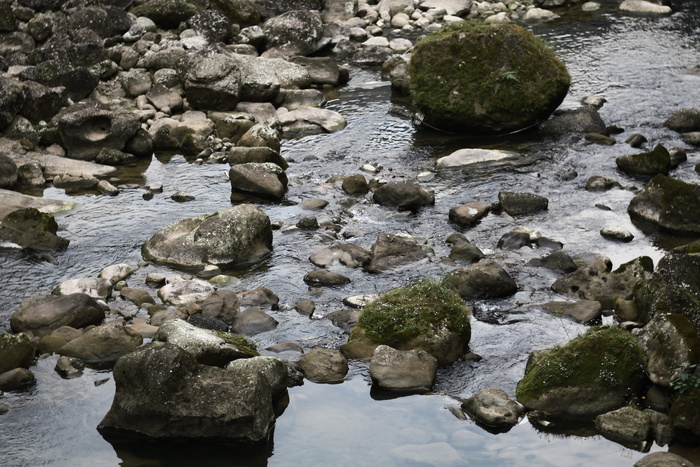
[2,1,700,465]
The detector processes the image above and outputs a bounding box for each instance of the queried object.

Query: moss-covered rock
[616,144,671,178]
[516,326,647,417]
[627,174,700,235]
[409,21,570,133]
[345,279,471,366]
[0,207,69,250]
[669,388,700,440]
[633,253,700,335]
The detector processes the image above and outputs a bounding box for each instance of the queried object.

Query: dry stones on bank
[142,204,273,271]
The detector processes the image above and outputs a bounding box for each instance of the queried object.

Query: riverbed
[1,1,700,465]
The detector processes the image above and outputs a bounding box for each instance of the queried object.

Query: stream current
[2,1,700,465]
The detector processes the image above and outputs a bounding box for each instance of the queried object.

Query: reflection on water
[2,2,700,465]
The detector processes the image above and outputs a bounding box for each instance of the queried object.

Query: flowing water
[2,1,700,465]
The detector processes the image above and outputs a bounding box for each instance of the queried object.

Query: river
[1,1,700,465]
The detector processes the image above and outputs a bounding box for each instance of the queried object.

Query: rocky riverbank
[1,0,699,465]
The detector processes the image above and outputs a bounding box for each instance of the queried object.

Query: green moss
[516,326,647,402]
[215,331,259,357]
[356,278,471,347]
[648,174,700,209]
[669,388,700,431]
[4,207,58,234]
[409,20,570,132]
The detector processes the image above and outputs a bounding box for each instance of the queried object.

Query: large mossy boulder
[633,253,700,335]
[142,204,272,271]
[515,326,647,417]
[409,21,570,134]
[628,174,700,235]
[0,207,69,251]
[98,342,276,445]
[343,279,471,366]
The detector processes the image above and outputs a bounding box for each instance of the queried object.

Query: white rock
[436,148,519,168]
[522,8,559,22]
[362,36,390,47]
[620,0,671,14]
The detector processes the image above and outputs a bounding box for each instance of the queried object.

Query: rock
[146,85,183,112]
[232,307,278,336]
[367,233,428,273]
[53,173,99,191]
[210,0,261,27]
[369,345,438,393]
[275,88,325,110]
[0,368,35,390]
[53,277,112,301]
[586,176,622,191]
[462,388,525,429]
[628,175,700,235]
[498,191,548,216]
[325,308,360,332]
[634,313,700,387]
[154,319,257,366]
[516,326,647,417]
[0,333,34,374]
[445,260,518,300]
[16,163,45,187]
[20,59,100,102]
[522,8,559,22]
[57,105,141,161]
[99,264,134,285]
[237,286,279,310]
[665,108,700,133]
[262,10,323,57]
[0,207,69,251]
[58,322,143,368]
[616,144,670,178]
[309,243,372,268]
[526,250,579,273]
[229,147,288,169]
[409,21,569,133]
[95,149,136,166]
[552,256,654,309]
[184,54,241,110]
[585,132,616,145]
[229,162,288,200]
[635,452,696,467]
[225,356,289,398]
[0,79,25,132]
[187,313,228,332]
[10,293,104,337]
[620,0,671,14]
[668,388,700,441]
[437,148,520,168]
[449,202,491,228]
[448,240,484,263]
[130,0,202,29]
[157,279,215,306]
[601,226,634,242]
[98,342,276,444]
[626,134,648,148]
[120,288,155,308]
[373,180,435,211]
[55,356,84,378]
[120,68,152,98]
[0,154,18,189]
[142,204,273,271]
[497,231,532,250]
[645,409,673,446]
[381,55,410,93]
[200,290,240,325]
[682,132,700,146]
[541,300,602,323]
[342,174,370,195]
[188,9,234,43]
[237,123,281,152]
[171,192,195,202]
[346,279,471,366]
[298,348,348,383]
[303,269,351,286]
[595,406,651,447]
[278,107,347,136]
[540,105,608,136]
[294,299,315,317]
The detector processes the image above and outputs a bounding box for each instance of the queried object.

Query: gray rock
[10,293,104,337]
[97,342,276,444]
[446,260,518,300]
[229,162,288,200]
[279,107,347,136]
[95,149,137,166]
[541,300,602,323]
[146,85,183,112]
[370,345,438,393]
[158,279,215,306]
[187,9,235,43]
[275,88,325,110]
[449,202,490,228]
[233,54,311,102]
[525,250,578,273]
[497,231,532,250]
[200,290,240,325]
[342,174,370,195]
[214,113,255,143]
[0,333,34,375]
[185,54,241,110]
[448,240,485,263]
[586,176,622,191]
[381,55,410,93]
[288,56,343,86]
[54,355,84,378]
[16,162,45,187]
[665,108,700,133]
[303,269,351,286]
[262,10,324,57]
[367,233,428,273]
[626,133,648,148]
[373,180,435,211]
[0,154,18,189]
[309,243,372,268]
[237,286,279,310]
[437,148,519,168]
[226,356,289,399]
[229,146,288,169]
[232,307,278,336]
[53,277,112,301]
[120,68,152,98]
[237,123,281,153]
[0,207,69,251]
[628,175,700,235]
[498,191,548,216]
[154,319,256,366]
[594,406,651,446]
[462,388,525,429]
[298,348,348,383]
[294,299,315,317]
[0,79,26,132]
[120,287,155,308]
[616,144,670,178]
[540,105,608,136]
[130,0,202,29]
[58,105,141,161]
[142,204,273,271]
[59,322,143,368]
[0,368,35,390]
[601,226,634,242]
[620,0,671,14]
[634,452,696,467]
[325,308,360,332]
[99,264,134,285]
[635,313,700,387]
